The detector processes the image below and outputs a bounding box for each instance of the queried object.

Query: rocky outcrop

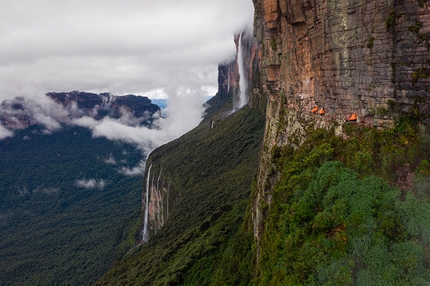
[251,0,430,254]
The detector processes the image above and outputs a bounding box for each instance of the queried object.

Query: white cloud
[17,186,29,197]
[75,179,106,190]
[0,88,205,170]
[119,161,147,176]
[0,96,70,134]
[0,124,13,140]
[72,90,206,155]
[33,187,60,195]
[0,0,254,102]
[104,154,117,165]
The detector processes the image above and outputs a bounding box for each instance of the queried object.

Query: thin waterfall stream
[142,164,152,242]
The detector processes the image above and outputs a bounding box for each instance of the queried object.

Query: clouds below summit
[0,0,254,101]
[72,91,206,153]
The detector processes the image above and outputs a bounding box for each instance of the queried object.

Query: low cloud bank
[72,90,206,154]
[16,186,60,196]
[0,95,68,135]
[118,161,147,176]
[33,187,60,195]
[1,90,206,176]
[0,124,13,140]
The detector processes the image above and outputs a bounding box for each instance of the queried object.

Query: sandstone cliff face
[251,0,430,250]
[142,164,172,241]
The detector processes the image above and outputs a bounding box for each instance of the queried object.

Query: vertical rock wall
[141,164,172,241]
[251,0,430,253]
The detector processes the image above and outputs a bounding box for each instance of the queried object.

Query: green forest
[0,125,145,285]
[256,120,430,284]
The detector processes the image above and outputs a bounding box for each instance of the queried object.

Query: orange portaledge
[348,113,357,121]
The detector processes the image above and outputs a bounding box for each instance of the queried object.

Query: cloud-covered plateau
[0,90,207,178]
[0,91,205,155]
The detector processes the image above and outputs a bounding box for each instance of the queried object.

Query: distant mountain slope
[0,125,145,285]
[97,95,265,285]
[0,92,163,285]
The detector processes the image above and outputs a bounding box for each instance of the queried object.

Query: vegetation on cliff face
[97,95,265,285]
[258,160,430,285]
[255,114,430,285]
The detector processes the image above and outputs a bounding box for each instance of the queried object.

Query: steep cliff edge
[250,0,430,283]
[252,0,430,245]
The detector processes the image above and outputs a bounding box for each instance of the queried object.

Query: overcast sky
[0,0,254,101]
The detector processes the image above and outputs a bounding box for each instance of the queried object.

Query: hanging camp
[348,113,357,122]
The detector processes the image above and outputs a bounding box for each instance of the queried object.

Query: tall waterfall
[234,30,248,110]
[142,164,152,242]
